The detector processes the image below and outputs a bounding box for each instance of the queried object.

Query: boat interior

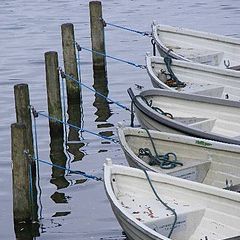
[166,45,224,66]
[111,173,240,240]
[125,132,240,189]
[151,63,240,100]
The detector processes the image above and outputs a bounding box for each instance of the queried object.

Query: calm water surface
[1,0,240,239]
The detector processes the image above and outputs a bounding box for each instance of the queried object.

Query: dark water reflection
[1,0,240,239]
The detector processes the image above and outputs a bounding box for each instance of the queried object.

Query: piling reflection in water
[93,69,114,146]
[14,221,40,240]
[66,102,86,162]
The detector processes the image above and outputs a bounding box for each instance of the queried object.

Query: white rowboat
[117,124,240,190]
[104,159,240,240]
[128,88,240,145]
[146,54,240,101]
[151,22,240,70]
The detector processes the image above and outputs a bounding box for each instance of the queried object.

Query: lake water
[1,0,240,239]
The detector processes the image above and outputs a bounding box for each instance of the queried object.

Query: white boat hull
[104,160,240,240]
[117,125,240,189]
[146,54,240,101]
[151,22,240,70]
[128,88,240,145]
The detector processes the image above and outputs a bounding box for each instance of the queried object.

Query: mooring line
[26,153,102,182]
[75,42,146,69]
[59,68,131,112]
[30,105,43,220]
[102,19,152,37]
[143,169,177,238]
[33,109,119,144]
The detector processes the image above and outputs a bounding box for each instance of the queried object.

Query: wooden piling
[14,83,38,222]
[89,1,107,72]
[61,23,80,103]
[11,123,31,222]
[14,84,34,155]
[44,51,64,138]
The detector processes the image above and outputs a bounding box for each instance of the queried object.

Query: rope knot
[58,67,66,79]
[75,42,82,52]
[99,17,106,27]
[30,105,39,118]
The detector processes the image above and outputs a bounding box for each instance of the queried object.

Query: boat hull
[151,22,240,69]
[117,125,240,188]
[104,160,240,240]
[146,54,240,100]
[128,88,240,145]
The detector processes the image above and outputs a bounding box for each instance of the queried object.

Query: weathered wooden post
[14,84,34,155]
[61,23,83,151]
[44,51,64,139]
[11,123,31,222]
[14,84,38,222]
[89,1,107,73]
[61,23,80,104]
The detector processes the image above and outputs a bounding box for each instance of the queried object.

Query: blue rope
[36,111,119,144]
[104,20,151,37]
[76,44,146,70]
[28,163,34,219]
[60,72,68,139]
[59,68,131,112]
[29,155,102,182]
[30,106,43,219]
[143,169,177,238]
[75,43,85,140]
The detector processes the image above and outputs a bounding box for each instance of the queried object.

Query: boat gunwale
[117,125,240,176]
[128,88,240,145]
[117,125,240,156]
[104,163,240,240]
[152,22,240,46]
[146,54,240,78]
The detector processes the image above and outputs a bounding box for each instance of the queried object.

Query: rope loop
[58,67,66,79]
[151,38,156,56]
[99,17,107,27]
[142,96,173,119]
[130,94,173,127]
[75,42,82,52]
[163,56,186,88]
[139,147,183,169]
[30,105,39,118]
[138,128,183,170]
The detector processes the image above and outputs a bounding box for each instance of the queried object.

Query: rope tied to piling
[24,152,103,181]
[75,42,146,69]
[30,106,119,144]
[101,18,152,37]
[59,67,131,112]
